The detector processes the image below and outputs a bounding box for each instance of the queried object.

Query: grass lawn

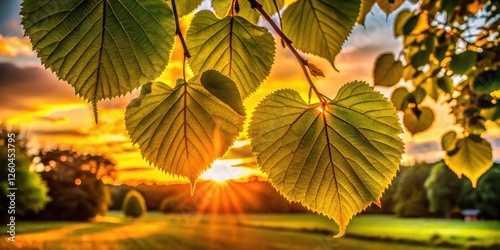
[2,212,499,250]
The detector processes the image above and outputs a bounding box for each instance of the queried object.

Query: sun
[211,174,232,183]
[199,159,256,182]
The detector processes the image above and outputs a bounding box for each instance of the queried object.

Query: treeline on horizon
[1,126,499,223]
[109,161,500,220]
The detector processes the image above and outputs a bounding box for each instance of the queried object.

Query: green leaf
[169,0,203,17]
[282,0,361,69]
[374,53,403,86]
[480,103,500,121]
[248,82,404,237]
[200,70,245,116]
[444,135,493,188]
[467,117,486,135]
[441,131,457,152]
[402,65,417,81]
[186,10,275,98]
[411,51,430,68]
[473,70,500,94]
[434,45,449,62]
[125,72,245,186]
[212,0,232,18]
[420,78,439,101]
[412,87,427,104]
[394,10,413,37]
[376,0,404,15]
[424,36,437,54]
[437,76,454,94]
[212,0,283,22]
[403,14,419,36]
[391,87,410,111]
[21,0,175,119]
[450,51,477,75]
[403,107,434,135]
[238,0,285,24]
[357,0,376,25]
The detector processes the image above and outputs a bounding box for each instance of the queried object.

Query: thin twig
[171,0,191,81]
[247,0,326,103]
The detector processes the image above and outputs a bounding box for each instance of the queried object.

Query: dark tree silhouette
[32,149,117,221]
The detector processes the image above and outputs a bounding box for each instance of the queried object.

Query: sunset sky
[2,0,500,185]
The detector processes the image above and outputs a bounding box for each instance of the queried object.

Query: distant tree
[33,149,116,221]
[122,190,147,218]
[109,184,133,210]
[424,161,463,218]
[394,163,431,217]
[0,126,49,223]
[159,195,183,214]
[458,164,500,220]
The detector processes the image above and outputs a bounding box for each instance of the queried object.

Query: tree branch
[171,0,191,81]
[247,0,326,103]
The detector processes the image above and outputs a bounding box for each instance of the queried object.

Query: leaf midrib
[95,0,107,105]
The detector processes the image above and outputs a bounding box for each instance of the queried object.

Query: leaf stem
[171,0,191,81]
[247,0,326,103]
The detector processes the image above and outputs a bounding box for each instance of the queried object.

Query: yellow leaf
[249,82,404,237]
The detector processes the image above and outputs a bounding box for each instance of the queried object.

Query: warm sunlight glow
[199,159,262,182]
[211,175,231,183]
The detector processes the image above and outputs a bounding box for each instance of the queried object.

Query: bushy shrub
[122,190,147,218]
[159,197,176,213]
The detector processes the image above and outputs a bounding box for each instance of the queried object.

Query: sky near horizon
[1,1,496,184]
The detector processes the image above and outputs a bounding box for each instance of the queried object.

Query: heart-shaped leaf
[126,71,245,186]
[450,51,477,75]
[186,10,275,98]
[21,0,176,121]
[248,81,404,237]
[282,0,361,70]
[391,87,410,111]
[374,53,403,86]
[403,107,434,135]
[444,135,493,187]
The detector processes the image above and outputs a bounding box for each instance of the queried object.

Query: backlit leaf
[212,0,284,23]
[420,78,439,101]
[21,0,175,120]
[376,0,404,15]
[411,51,430,68]
[441,131,457,152]
[444,135,493,187]
[403,107,434,135]
[282,0,361,69]
[126,71,245,186]
[394,10,413,37]
[238,0,285,24]
[374,53,403,86]
[248,82,404,237]
[168,0,203,17]
[201,70,246,116]
[450,51,477,75]
[212,0,232,18]
[437,76,454,94]
[412,87,427,104]
[186,10,275,98]
[391,87,410,111]
[473,70,500,94]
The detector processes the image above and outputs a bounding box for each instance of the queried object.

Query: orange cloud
[0,35,34,56]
